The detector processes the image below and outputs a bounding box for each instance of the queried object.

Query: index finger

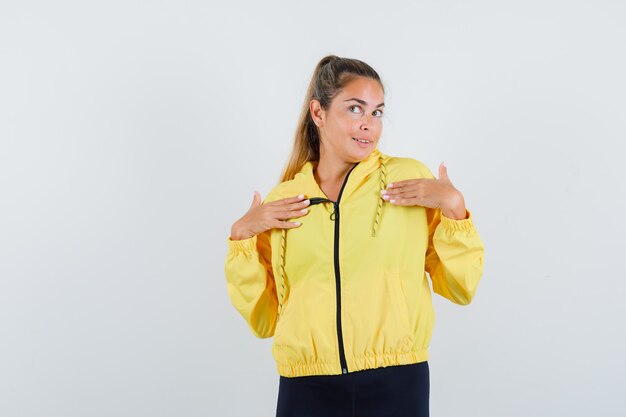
[271,194,307,204]
[388,178,432,189]
[387,180,412,188]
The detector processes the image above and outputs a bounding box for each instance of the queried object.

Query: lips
[352,137,372,143]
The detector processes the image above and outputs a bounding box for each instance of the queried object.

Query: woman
[225,55,485,417]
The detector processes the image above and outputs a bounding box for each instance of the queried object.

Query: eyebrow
[343,98,385,108]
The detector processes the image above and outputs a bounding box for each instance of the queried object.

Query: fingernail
[388,183,393,188]
[294,222,301,226]
[298,194,304,199]
[381,190,387,195]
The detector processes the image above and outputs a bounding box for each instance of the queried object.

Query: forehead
[337,77,384,103]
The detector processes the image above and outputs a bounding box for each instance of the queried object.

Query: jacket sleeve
[224,228,278,338]
[424,206,485,305]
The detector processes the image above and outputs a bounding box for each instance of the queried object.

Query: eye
[349,105,362,114]
[373,109,384,118]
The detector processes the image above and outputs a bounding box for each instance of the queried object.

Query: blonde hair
[278,55,385,183]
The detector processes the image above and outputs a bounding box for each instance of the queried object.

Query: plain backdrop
[1,0,625,416]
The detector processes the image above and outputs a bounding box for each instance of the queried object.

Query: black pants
[276,361,429,417]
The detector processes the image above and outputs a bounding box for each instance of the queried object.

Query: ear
[309,99,325,127]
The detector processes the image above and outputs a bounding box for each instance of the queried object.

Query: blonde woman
[225,55,485,417]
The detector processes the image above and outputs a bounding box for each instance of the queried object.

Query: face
[310,76,385,163]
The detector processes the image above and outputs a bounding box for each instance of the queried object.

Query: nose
[360,113,374,130]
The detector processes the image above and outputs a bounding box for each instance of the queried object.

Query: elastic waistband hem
[276,349,429,378]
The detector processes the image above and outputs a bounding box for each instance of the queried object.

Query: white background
[1,0,625,416]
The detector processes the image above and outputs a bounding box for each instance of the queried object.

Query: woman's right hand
[229,192,310,240]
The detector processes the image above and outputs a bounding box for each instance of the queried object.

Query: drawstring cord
[372,155,387,237]
[277,228,287,317]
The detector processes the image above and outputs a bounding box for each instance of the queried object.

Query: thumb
[438,162,450,182]
[249,190,262,210]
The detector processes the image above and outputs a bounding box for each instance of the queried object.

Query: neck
[313,151,358,185]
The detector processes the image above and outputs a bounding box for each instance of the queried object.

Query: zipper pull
[342,367,347,374]
[307,197,336,220]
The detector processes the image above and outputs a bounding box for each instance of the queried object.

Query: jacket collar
[295,148,384,202]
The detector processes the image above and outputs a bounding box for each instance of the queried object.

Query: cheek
[334,118,356,136]
[372,120,384,134]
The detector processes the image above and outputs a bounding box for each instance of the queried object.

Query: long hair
[278,55,385,183]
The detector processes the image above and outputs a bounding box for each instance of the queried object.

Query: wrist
[441,206,468,220]
[230,221,254,241]
[440,192,467,220]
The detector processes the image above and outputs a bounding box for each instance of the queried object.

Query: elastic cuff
[227,234,257,255]
[440,209,476,232]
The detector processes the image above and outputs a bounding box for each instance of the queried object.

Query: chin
[348,146,375,162]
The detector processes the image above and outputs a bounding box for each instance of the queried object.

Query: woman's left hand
[380,162,468,220]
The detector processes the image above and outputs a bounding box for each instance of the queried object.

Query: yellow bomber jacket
[224,148,485,378]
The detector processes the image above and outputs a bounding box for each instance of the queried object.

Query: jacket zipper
[308,163,359,375]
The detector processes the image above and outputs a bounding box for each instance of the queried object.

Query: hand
[230,192,311,240]
[380,162,467,219]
